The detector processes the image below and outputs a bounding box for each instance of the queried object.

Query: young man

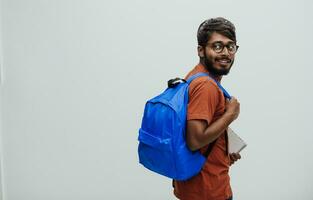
[173,17,241,200]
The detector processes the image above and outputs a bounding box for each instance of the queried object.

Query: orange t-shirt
[173,64,232,200]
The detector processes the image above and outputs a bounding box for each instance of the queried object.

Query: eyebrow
[212,40,235,44]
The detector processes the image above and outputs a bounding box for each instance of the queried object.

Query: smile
[216,58,231,64]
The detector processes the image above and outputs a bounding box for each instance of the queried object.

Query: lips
[216,58,231,64]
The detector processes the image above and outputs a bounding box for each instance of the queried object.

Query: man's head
[197,17,238,76]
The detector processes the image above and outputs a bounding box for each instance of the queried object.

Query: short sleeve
[187,78,220,125]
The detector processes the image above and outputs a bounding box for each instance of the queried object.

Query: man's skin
[186,32,241,164]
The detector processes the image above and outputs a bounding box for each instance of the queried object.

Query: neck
[199,61,223,83]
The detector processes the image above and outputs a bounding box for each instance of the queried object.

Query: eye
[228,44,235,51]
[213,42,223,51]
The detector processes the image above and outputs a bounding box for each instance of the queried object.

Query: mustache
[215,55,232,60]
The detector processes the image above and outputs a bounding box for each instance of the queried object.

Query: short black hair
[197,17,236,46]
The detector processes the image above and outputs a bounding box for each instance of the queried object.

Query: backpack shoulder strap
[187,72,231,99]
[186,72,209,84]
[214,81,231,99]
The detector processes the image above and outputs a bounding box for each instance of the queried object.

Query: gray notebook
[228,127,247,153]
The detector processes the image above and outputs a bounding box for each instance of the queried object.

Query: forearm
[187,113,234,151]
[202,113,233,145]
[187,97,240,151]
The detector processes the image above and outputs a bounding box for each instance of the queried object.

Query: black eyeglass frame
[206,42,239,54]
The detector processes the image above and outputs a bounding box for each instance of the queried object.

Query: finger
[230,153,240,161]
[229,153,236,161]
[235,153,241,160]
[231,96,236,100]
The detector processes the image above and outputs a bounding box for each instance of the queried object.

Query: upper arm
[187,79,219,124]
[186,119,208,151]
[186,79,220,151]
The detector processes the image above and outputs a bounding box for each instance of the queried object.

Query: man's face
[198,32,236,76]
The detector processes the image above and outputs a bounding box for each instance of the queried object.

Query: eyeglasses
[206,41,239,54]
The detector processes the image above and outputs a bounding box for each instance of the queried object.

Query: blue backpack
[138,72,231,180]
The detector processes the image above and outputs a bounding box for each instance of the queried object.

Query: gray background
[1,0,313,199]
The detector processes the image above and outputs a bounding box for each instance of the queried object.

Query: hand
[225,97,240,122]
[229,153,241,166]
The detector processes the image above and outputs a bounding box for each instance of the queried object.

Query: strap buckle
[167,78,186,88]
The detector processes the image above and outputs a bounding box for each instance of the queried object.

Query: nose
[221,46,230,56]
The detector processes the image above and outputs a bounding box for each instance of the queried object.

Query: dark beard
[202,55,234,76]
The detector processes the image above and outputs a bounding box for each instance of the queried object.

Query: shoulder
[188,76,220,97]
[186,76,224,125]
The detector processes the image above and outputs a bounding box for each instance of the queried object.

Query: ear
[197,45,204,58]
